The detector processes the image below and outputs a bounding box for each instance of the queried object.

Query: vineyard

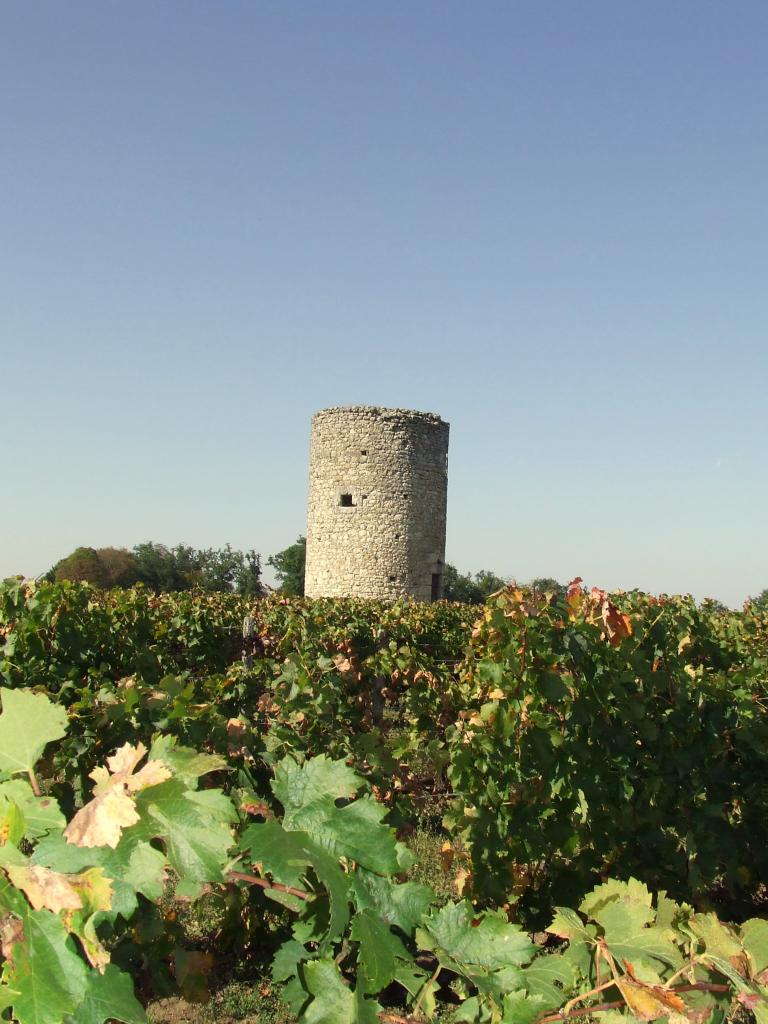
[0,577,767,1024]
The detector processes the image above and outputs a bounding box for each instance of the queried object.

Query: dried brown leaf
[6,865,82,914]
[0,914,24,960]
[454,866,471,896]
[439,841,454,873]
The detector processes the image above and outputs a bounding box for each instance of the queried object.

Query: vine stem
[535,983,730,1024]
[670,984,730,994]
[27,769,41,797]
[536,998,626,1022]
[411,961,441,1020]
[227,870,309,900]
[663,958,700,988]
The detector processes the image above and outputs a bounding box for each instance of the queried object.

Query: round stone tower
[305,406,449,601]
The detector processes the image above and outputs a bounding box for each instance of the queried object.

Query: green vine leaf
[271,756,401,874]
[517,953,576,1008]
[3,907,89,1024]
[741,918,768,976]
[147,736,227,784]
[301,958,355,1024]
[274,755,361,813]
[350,870,434,933]
[0,689,67,777]
[0,781,65,840]
[272,938,311,983]
[420,901,537,970]
[350,908,409,992]
[354,972,384,1024]
[548,906,593,942]
[63,964,146,1024]
[687,913,743,961]
[133,780,236,898]
[240,820,350,944]
[580,879,681,969]
[579,878,655,922]
[501,990,549,1024]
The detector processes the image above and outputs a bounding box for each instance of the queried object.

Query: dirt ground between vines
[147,991,292,1024]
[148,997,209,1024]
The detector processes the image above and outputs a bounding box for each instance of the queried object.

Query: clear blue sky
[2,2,766,606]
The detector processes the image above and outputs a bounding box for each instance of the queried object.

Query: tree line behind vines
[39,537,768,608]
[45,537,561,605]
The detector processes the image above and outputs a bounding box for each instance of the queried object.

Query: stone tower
[304,406,449,601]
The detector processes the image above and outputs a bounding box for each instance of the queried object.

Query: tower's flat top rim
[312,405,447,425]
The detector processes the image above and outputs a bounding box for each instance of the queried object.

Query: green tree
[268,536,306,596]
[95,547,140,588]
[528,577,566,600]
[133,542,264,594]
[132,543,190,592]
[194,544,245,592]
[442,564,481,603]
[442,564,507,604]
[53,547,109,587]
[50,542,264,594]
[473,569,508,601]
[747,588,768,611]
[235,550,264,597]
[53,546,140,588]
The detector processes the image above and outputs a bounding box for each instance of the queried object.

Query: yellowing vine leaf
[5,865,82,914]
[64,743,170,849]
[616,962,688,1022]
[65,786,139,849]
[93,742,171,795]
[63,867,115,971]
[70,867,113,915]
[678,634,693,654]
[454,866,471,897]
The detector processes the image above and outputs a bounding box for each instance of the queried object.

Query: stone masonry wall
[304,406,449,601]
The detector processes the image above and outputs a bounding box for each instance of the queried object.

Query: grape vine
[1,578,768,1020]
[0,688,765,1023]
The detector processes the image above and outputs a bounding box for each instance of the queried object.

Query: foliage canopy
[268,536,306,596]
[50,543,263,595]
